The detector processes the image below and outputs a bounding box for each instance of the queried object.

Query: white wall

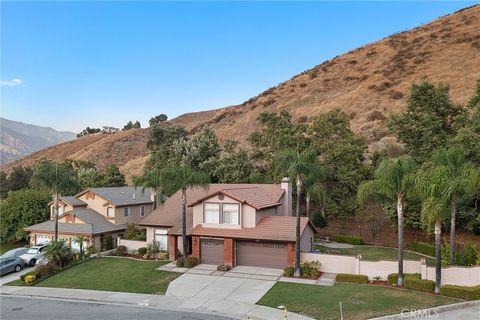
[118,239,147,253]
[302,252,356,274]
[425,265,480,286]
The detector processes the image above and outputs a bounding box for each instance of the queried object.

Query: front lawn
[316,244,435,266]
[258,282,458,320]
[33,257,179,294]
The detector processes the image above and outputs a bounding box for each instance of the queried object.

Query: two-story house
[139,178,317,269]
[25,187,154,251]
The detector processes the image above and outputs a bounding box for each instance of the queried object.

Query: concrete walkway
[0,267,34,286]
[0,285,313,320]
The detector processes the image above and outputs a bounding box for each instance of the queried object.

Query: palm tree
[133,171,164,209]
[160,165,210,256]
[304,169,327,220]
[274,147,320,277]
[415,167,450,293]
[430,146,477,264]
[357,156,415,286]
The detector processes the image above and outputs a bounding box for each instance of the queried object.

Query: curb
[369,300,480,319]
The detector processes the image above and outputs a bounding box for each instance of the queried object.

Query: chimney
[281,177,292,216]
[132,192,136,200]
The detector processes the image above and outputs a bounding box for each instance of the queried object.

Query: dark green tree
[149,114,168,126]
[101,165,126,187]
[145,124,188,173]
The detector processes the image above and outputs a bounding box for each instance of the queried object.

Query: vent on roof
[132,193,136,200]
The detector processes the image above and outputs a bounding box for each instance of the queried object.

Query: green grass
[258,282,458,320]
[316,244,436,266]
[0,241,28,255]
[34,257,179,294]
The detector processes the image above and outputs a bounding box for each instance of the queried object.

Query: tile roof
[61,196,87,206]
[139,183,285,233]
[190,216,314,241]
[25,209,125,235]
[79,187,154,206]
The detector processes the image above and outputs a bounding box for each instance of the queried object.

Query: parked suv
[20,243,50,266]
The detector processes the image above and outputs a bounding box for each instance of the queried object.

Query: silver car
[0,257,25,276]
[19,243,49,267]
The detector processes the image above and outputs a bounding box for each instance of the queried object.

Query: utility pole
[54,163,59,241]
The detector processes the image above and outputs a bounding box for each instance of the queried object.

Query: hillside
[1,5,479,181]
[0,117,76,165]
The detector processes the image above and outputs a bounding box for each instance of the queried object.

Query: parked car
[0,257,24,276]
[20,243,50,267]
[0,247,29,260]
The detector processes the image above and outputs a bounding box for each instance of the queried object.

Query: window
[140,206,145,217]
[58,206,64,216]
[154,228,168,251]
[107,207,114,218]
[204,203,220,224]
[124,207,132,217]
[223,204,239,225]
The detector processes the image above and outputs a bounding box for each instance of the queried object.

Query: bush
[283,265,294,277]
[35,261,58,279]
[300,261,321,279]
[24,275,36,285]
[101,234,114,251]
[176,257,185,267]
[456,244,480,266]
[387,273,421,285]
[440,285,480,300]
[405,277,435,293]
[116,245,126,256]
[138,247,147,256]
[147,241,160,257]
[183,256,199,268]
[331,235,363,245]
[20,270,37,283]
[409,241,435,257]
[336,273,368,284]
[158,251,169,260]
[217,264,232,271]
[86,245,97,256]
[123,224,147,241]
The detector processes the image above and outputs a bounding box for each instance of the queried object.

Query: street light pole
[54,163,59,241]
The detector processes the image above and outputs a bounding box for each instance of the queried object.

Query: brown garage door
[200,238,224,265]
[236,241,288,269]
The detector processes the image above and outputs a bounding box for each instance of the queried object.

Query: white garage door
[71,239,88,252]
[36,235,52,245]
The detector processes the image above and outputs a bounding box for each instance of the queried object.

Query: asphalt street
[0,296,236,320]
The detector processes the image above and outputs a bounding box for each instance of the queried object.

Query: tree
[123,121,134,131]
[389,80,465,163]
[149,114,168,126]
[73,160,102,189]
[0,171,8,198]
[177,126,220,173]
[101,165,126,187]
[4,167,33,193]
[133,171,163,208]
[430,146,478,264]
[74,236,87,258]
[77,127,101,137]
[304,166,327,220]
[357,156,416,286]
[44,240,74,268]
[274,147,320,277]
[0,188,51,242]
[133,121,141,129]
[123,224,146,241]
[160,165,210,255]
[211,140,253,183]
[145,124,188,173]
[415,166,450,293]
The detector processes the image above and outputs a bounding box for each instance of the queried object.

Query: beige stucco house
[25,187,154,251]
[139,178,317,269]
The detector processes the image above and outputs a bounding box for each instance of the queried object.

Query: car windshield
[26,248,39,254]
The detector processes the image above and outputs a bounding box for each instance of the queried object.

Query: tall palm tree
[357,156,415,286]
[431,146,476,264]
[274,147,320,277]
[415,167,450,293]
[160,165,210,255]
[133,171,164,209]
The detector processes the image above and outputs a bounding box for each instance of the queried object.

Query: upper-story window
[124,207,132,217]
[204,203,220,223]
[107,207,114,218]
[140,206,145,217]
[223,204,239,225]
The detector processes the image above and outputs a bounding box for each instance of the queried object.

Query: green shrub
[35,261,58,279]
[404,277,435,293]
[176,257,185,267]
[336,273,368,284]
[123,224,147,241]
[283,265,294,277]
[20,270,37,283]
[86,245,97,256]
[116,245,126,256]
[138,247,147,256]
[158,251,169,260]
[183,256,198,268]
[300,261,321,278]
[331,235,363,245]
[440,285,480,300]
[147,241,160,257]
[409,241,435,257]
[387,273,421,285]
[456,244,480,266]
[101,234,114,251]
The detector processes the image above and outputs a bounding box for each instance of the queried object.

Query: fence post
[420,258,427,280]
[355,254,362,275]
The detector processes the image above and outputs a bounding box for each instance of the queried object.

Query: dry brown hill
[2,5,480,182]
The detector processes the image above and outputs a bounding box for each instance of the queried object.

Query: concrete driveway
[165,264,282,306]
[0,266,33,285]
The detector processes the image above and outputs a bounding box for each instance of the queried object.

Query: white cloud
[1,79,23,87]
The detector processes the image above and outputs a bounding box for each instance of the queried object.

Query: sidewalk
[0,285,313,320]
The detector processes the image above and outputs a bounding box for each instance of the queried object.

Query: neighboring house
[25,187,155,251]
[139,178,317,269]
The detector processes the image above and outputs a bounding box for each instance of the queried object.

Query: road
[0,296,236,320]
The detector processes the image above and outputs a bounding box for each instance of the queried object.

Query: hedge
[404,277,435,293]
[331,235,363,245]
[336,273,368,284]
[387,273,421,285]
[409,241,435,257]
[440,285,480,300]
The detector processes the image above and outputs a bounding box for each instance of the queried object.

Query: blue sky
[1,1,477,133]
